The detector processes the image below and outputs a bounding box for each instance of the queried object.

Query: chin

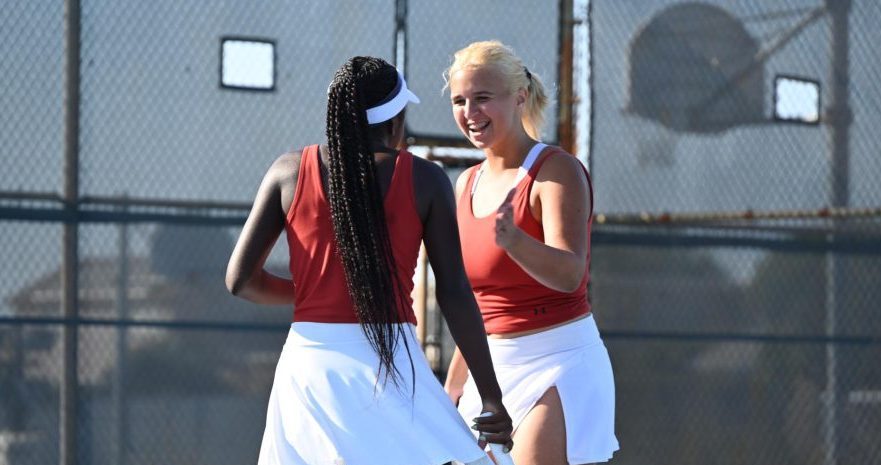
[459,131,485,149]
[467,132,494,149]
[468,138,488,149]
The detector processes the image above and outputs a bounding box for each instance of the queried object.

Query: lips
[467,121,490,135]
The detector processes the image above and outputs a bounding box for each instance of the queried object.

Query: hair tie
[524,67,532,81]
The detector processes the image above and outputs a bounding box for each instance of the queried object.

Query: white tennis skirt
[457,315,619,464]
[257,322,492,465]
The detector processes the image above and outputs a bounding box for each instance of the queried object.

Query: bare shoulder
[534,148,588,188]
[452,163,483,200]
[454,168,469,200]
[268,151,301,182]
[411,156,456,222]
[267,151,303,213]
[412,155,452,195]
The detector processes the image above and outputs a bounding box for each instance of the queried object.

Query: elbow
[225,269,247,296]
[555,265,586,294]
[225,275,240,296]
[555,279,580,294]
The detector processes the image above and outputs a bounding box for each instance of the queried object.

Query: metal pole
[12,328,25,430]
[572,0,591,162]
[394,0,414,146]
[112,198,129,465]
[823,251,839,465]
[414,245,429,345]
[556,0,576,153]
[823,1,851,464]
[827,1,851,208]
[586,0,595,172]
[393,0,407,74]
[426,280,445,376]
[62,0,81,464]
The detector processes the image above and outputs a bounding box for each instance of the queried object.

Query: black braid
[325,57,414,388]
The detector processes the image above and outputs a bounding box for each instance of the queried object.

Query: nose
[463,99,479,119]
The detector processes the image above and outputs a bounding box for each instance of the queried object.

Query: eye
[452,97,465,106]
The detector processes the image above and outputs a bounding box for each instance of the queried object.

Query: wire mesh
[78,0,395,203]
[406,0,561,143]
[0,223,63,318]
[586,6,881,459]
[590,0,881,213]
[0,1,65,193]
[74,325,279,465]
[0,324,61,465]
[1,1,880,465]
[76,222,291,323]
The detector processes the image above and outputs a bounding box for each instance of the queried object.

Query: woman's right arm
[442,169,475,404]
[225,152,299,305]
[415,159,512,446]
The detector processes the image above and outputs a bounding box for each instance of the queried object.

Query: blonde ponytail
[521,67,549,140]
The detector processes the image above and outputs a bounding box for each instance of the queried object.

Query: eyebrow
[451,90,495,100]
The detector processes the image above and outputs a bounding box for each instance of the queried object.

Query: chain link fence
[2,1,880,465]
[2,1,391,464]
[0,1,566,464]
[586,1,881,464]
[405,0,561,144]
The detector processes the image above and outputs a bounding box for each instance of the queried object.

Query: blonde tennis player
[444,41,619,465]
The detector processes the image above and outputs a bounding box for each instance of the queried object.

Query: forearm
[437,286,502,402]
[234,270,295,305]
[504,231,585,293]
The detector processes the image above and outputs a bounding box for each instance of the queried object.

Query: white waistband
[486,315,601,364]
[286,322,417,346]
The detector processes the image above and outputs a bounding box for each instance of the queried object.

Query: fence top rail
[1,316,878,347]
[596,206,881,225]
[5,191,880,224]
[0,191,251,211]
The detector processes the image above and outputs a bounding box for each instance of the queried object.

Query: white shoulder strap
[471,142,547,197]
[513,142,547,186]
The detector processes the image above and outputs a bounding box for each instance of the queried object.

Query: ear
[390,112,407,147]
[516,87,528,108]
[392,112,403,132]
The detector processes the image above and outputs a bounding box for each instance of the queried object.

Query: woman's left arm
[225,153,298,305]
[495,153,590,293]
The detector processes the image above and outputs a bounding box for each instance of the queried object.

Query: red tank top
[457,146,593,334]
[285,145,422,324]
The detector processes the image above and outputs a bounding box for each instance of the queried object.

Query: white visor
[365,70,420,124]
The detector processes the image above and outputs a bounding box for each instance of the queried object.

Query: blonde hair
[444,40,550,140]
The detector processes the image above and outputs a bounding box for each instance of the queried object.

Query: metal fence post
[62,1,81,464]
[557,0,575,153]
[112,197,130,465]
[823,2,852,465]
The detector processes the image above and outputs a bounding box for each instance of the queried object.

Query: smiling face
[449,65,526,151]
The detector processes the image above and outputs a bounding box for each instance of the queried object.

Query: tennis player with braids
[443,41,619,464]
[226,56,512,465]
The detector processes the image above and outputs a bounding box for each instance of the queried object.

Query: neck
[369,138,399,156]
[483,130,536,172]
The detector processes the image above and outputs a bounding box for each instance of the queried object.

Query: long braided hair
[325,56,413,387]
